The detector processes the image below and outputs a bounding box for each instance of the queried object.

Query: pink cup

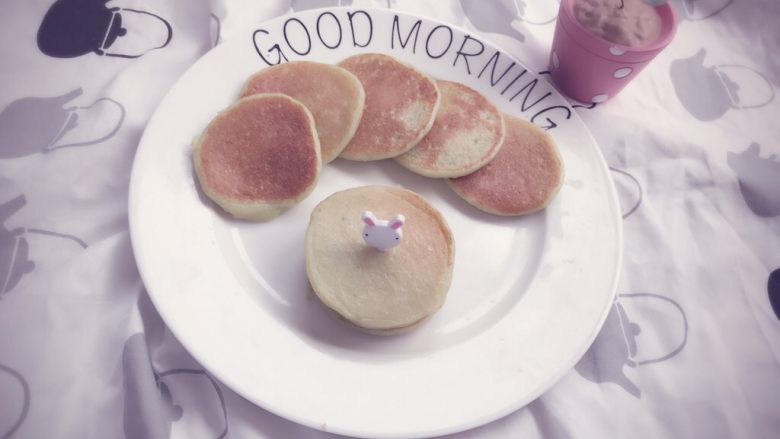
[549,0,677,104]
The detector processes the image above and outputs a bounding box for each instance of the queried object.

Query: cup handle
[26,228,88,249]
[518,0,559,26]
[683,0,734,21]
[156,369,229,439]
[104,8,173,58]
[46,97,125,151]
[0,364,30,438]
[618,293,689,366]
[717,64,776,110]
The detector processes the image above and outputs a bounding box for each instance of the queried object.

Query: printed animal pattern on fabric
[727,143,780,218]
[672,0,734,21]
[0,192,87,297]
[37,0,172,59]
[769,269,780,321]
[459,0,526,42]
[571,102,598,110]
[0,363,30,438]
[0,195,35,296]
[670,49,775,121]
[122,334,229,439]
[0,88,125,159]
[290,0,354,11]
[609,167,643,219]
[209,13,221,47]
[516,0,559,25]
[575,293,689,398]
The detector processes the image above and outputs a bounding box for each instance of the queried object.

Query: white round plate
[129,7,622,439]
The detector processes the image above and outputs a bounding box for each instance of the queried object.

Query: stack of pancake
[191,53,565,334]
[193,61,365,220]
[305,185,454,335]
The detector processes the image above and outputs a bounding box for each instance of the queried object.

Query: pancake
[193,93,321,221]
[447,115,564,216]
[396,80,505,178]
[305,186,455,333]
[240,61,365,163]
[337,53,440,161]
[331,309,434,336]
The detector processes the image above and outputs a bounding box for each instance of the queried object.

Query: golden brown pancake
[193,93,321,221]
[305,186,455,333]
[396,80,505,178]
[240,61,365,163]
[447,115,564,216]
[337,53,440,161]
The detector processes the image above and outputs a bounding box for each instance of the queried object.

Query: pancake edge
[304,185,455,332]
[193,93,322,221]
[337,53,441,162]
[239,61,365,164]
[446,115,565,216]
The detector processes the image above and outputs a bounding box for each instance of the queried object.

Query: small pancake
[193,93,320,221]
[396,80,505,178]
[337,53,440,161]
[240,61,365,163]
[305,186,454,333]
[447,115,564,216]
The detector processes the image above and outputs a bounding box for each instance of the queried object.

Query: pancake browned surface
[193,93,320,221]
[396,80,505,178]
[240,61,365,163]
[305,186,454,333]
[447,115,564,216]
[337,53,440,161]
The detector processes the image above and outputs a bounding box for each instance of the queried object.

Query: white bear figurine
[361,211,405,251]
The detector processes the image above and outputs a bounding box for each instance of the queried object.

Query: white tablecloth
[2,1,779,438]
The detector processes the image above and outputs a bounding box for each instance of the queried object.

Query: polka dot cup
[549,0,677,104]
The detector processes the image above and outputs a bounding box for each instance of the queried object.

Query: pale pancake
[337,53,440,161]
[305,186,455,333]
[447,115,564,216]
[396,80,505,178]
[193,93,320,221]
[330,310,433,336]
[240,61,365,163]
